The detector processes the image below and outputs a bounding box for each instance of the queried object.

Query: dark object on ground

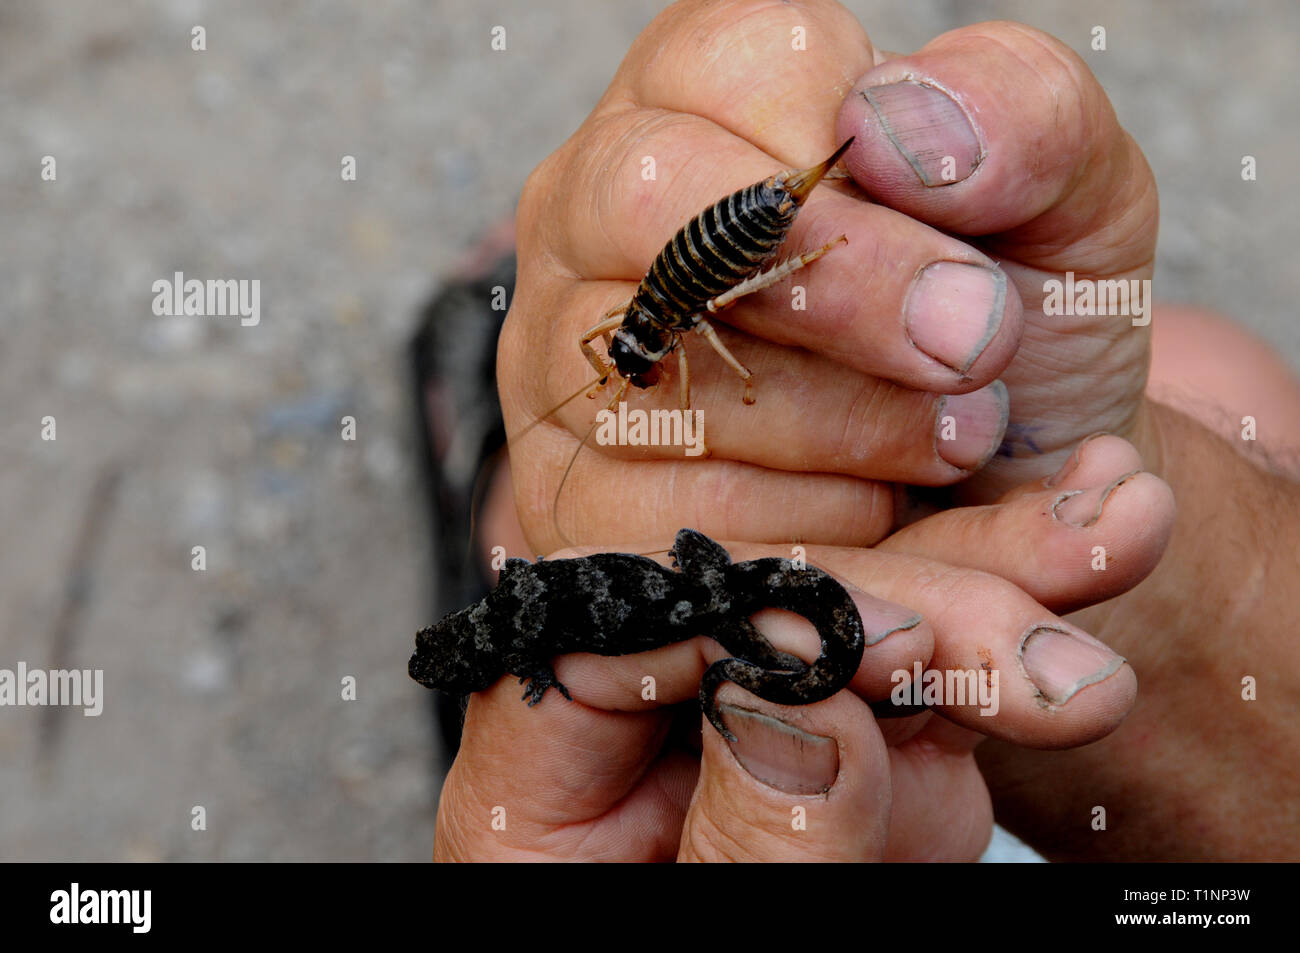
[408,251,516,763]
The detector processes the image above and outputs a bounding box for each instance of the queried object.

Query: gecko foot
[519,668,573,706]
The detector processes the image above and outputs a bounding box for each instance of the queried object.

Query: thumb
[836,20,1156,273]
[677,689,890,862]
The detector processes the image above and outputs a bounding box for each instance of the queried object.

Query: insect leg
[676,341,690,410]
[579,305,628,391]
[693,320,755,405]
[706,235,848,312]
[673,340,710,455]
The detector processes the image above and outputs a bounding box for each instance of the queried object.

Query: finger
[616,0,876,156]
[835,20,1158,276]
[678,689,890,861]
[885,729,993,861]
[580,0,876,294]
[511,286,1011,483]
[508,434,894,553]
[556,605,933,719]
[747,589,933,713]
[785,545,1137,749]
[878,435,1175,613]
[834,21,1158,486]
[999,431,1141,501]
[435,676,694,861]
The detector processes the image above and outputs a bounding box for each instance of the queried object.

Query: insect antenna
[551,375,629,547]
[508,373,607,445]
[464,374,607,564]
[462,442,508,576]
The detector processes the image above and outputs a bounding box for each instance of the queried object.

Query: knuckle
[517,147,564,238]
[830,380,892,468]
[979,22,1104,131]
[681,812,768,862]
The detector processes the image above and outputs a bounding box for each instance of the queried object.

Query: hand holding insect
[527,139,862,537]
[475,0,1300,862]
[500,1,1030,554]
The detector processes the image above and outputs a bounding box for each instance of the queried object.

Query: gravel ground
[1,0,1295,861]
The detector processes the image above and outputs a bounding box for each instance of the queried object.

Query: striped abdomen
[631,178,799,329]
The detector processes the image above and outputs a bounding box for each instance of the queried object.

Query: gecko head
[409,557,545,696]
[670,528,731,575]
[408,605,503,695]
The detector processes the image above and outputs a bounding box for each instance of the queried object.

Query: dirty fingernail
[865,610,923,648]
[905,262,1006,374]
[1019,624,1126,706]
[1051,469,1143,526]
[861,81,982,186]
[1044,432,1112,487]
[936,380,1008,470]
[720,704,839,795]
[838,582,925,647]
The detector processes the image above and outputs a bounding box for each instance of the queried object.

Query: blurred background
[1,0,1295,860]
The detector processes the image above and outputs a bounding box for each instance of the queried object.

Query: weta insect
[408,528,867,741]
[524,139,857,542]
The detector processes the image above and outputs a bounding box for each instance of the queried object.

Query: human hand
[822,9,1300,859]
[499,0,1029,554]
[832,15,1158,500]
[434,443,1170,860]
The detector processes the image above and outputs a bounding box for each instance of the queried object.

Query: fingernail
[838,581,924,647]
[905,262,1006,374]
[860,81,982,186]
[1044,431,1112,487]
[1019,624,1126,706]
[1051,469,1143,527]
[865,611,923,648]
[935,380,1009,470]
[720,704,839,795]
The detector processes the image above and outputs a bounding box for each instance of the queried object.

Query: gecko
[408,528,868,741]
